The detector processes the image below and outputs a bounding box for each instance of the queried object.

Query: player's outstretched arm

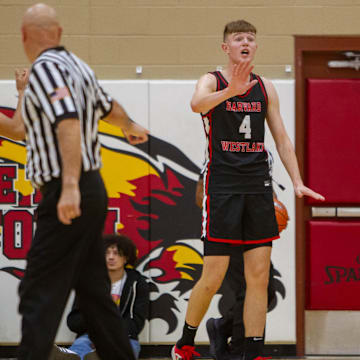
[103,100,149,145]
[0,69,28,140]
[191,59,257,114]
[190,73,218,113]
[264,78,325,202]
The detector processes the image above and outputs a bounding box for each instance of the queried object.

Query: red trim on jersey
[207,71,221,91]
[200,108,214,224]
[203,111,214,239]
[207,234,280,244]
[256,75,268,105]
[215,73,220,91]
[216,71,228,88]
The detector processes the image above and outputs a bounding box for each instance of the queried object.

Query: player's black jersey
[202,71,272,194]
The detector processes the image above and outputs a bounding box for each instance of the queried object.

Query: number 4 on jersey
[239,114,251,139]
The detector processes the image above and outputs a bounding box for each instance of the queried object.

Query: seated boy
[52,234,149,360]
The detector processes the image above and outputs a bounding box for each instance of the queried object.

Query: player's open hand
[294,184,325,201]
[227,59,258,97]
[123,121,149,145]
[57,185,81,225]
[15,68,29,93]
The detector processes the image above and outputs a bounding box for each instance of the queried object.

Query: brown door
[295,36,360,356]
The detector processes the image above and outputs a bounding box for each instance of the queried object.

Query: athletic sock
[176,322,198,348]
[243,336,264,360]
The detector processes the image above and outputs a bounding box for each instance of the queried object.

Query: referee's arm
[102,99,132,128]
[0,109,25,141]
[102,100,149,145]
[56,117,82,225]
[0,69,28,140]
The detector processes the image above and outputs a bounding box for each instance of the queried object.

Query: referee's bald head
[21,3,62,62]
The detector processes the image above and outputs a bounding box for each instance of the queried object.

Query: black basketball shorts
[203,239,272,256]
[201,192,279,247]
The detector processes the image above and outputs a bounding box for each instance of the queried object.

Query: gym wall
[0,0,357,347]
[0,0,359,80]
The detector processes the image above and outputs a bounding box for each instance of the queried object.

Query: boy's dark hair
[223,19,257,41]
[103,234,138,267]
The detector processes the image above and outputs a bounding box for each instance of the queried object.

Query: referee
[0,4,148,360]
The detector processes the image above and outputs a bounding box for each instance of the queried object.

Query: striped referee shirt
[22,46,113,188]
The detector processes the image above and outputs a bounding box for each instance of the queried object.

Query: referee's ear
[56,26,62,43]
[21,26,26,43]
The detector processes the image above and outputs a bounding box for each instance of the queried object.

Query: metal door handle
[311,207,360,217]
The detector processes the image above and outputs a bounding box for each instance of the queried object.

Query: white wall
[0,79,296,344]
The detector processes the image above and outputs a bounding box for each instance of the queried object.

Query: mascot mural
[0,106,285,340]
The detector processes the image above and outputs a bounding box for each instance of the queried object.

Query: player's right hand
[226,60,258,97]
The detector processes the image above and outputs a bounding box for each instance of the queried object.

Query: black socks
[243,336,264,360]
[176,322,198,348]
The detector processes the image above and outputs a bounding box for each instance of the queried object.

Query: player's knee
[200,275,223,294]
[246,263,270,286]
[247,275,269,290]
[203,283,220,295]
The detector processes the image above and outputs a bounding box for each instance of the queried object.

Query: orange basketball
[274,197,289,233]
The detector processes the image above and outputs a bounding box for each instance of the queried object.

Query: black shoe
[206,318,229,360]
[228,341,244,360]
[228,354,244,360]
[226,354,243,360]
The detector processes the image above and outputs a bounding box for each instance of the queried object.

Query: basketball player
[197,152,286,360]
[172,19,324,360]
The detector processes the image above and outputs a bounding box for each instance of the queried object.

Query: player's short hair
[103,233,138,267]
[223,20,257,41]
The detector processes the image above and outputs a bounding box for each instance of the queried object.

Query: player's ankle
[176,322,198,348]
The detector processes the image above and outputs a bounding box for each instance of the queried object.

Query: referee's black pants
[220,254,246,352]
[17,171,135,360]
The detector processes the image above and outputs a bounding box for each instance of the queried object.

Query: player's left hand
[294,184,325,201]
[123,121,149,145]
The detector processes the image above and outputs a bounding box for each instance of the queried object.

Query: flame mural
[0,106,285,339]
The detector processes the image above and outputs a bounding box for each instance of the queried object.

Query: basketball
[274,197,289,233]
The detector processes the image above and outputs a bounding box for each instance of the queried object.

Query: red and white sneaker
[252,357,272,360]
[171,345,200,360]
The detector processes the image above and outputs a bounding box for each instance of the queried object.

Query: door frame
[294,35,360,356]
